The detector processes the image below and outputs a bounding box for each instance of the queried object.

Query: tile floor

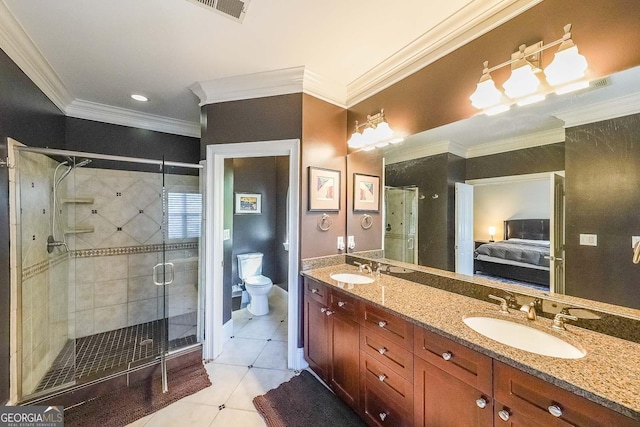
[126,288,293,427]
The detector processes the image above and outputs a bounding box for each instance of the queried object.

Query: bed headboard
[504,219,550,241]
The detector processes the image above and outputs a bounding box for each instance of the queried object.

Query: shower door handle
[153,262,175,286]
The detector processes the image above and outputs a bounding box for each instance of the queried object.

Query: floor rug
[253,370,365,427]
[63,361,211,427]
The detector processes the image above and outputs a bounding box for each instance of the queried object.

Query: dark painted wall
[466,143,566,180]
[346,149,383,251]
[348,0,640,138]
[274,156,290,291]
[65,117,200,172]
[0,46,66,404]
[565,114,640,309]
[223,159,234,323]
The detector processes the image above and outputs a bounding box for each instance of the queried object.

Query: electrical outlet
[337,236,345,251]
[579,234,597,246]
[347,235,356,250]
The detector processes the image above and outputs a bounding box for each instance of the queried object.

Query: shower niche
[11,145,204,402]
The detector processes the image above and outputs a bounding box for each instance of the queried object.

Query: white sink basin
[463,315,586,359]
[330,273,375,284]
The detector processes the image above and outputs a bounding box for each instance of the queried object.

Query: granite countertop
[301,264,640,421]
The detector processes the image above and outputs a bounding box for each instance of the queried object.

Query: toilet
[237,252,273,316]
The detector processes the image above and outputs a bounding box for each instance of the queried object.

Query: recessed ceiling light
[131,94,148,102]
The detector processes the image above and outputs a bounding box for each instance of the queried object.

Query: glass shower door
[384,186,419,264]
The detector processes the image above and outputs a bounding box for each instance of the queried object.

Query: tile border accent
[71,242,198,258]
[22,253,67,281]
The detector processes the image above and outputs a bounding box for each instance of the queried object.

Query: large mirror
[350,65,640,311]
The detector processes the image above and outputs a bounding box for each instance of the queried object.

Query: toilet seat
[245,275,272,287]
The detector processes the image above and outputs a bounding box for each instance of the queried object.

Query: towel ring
[318,213,332,231]
[361,214,373,230]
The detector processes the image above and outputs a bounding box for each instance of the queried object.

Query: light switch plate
[223,229,231,240]
[579,234,597,246]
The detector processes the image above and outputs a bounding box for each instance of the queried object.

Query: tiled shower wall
[65,168,200,339]
[16,152,200,395]
[17,152,69,395]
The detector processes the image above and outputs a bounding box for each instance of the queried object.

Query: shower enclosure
[11,144,203,401]
[384,186,418,264]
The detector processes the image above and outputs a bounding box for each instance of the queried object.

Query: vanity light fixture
[469,24,589,115]
[131,94,148,102]
[347,109,403,151]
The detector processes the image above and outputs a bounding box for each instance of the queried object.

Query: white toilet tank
[237,252,264,279]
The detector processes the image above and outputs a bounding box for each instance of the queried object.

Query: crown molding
[66,100,201,138]
[190,66,347,107]
[0,1,74,111]
[554,92,640,128]
[346,0,542,107]
[465,127,565,158]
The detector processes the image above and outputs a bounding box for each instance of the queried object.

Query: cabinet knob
[475,398,487,409]
[379,412,387,421]
[311,288,319,294]
[320,307,327,313]
[498,409,510,421]
[378,347,387,355]
[378,374,387,382]
[338,301,346,307]
[378,321,387,328]
[548,405,563,417]
[442,352,452,361]
[325,310,334,316]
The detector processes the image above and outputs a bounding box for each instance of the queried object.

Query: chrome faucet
[552,313,578,330]
[488,295,509,314]
[520,302,537,320]
[354,261,372,274]
[375,262,386,278]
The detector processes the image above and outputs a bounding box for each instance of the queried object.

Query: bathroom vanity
[301,264,640,426]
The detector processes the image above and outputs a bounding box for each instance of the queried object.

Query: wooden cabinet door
[329,309,360,410]
[414,355,493,427]
[304,295,329,381]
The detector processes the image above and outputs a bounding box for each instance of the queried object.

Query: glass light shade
[555,80,589,95]
[503,64,541,99]
[470,78,503,109]
[516,93,546,107]
[544,44,588,87]
[484,104,510,116]
[347,131,364,148]
[488,226,496,236]
[374,121,394,142]
[361,126,376,146]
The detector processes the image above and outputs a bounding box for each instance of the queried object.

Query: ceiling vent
[589,76,611,90]
[187,0,250,23]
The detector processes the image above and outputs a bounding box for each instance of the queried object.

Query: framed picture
[235,193,262,214]
[353,173,380,212]
[308,167,340,211]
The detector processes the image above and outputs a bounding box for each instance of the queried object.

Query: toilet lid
[245,275,272,286]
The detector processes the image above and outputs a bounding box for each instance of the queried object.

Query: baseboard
[289,347,308,371]
[270,285,288,300]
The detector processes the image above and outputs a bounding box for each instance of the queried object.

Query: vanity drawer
[494,361,638,427]
[361,378,413,427]
[360,328,413,381]
[360,303,413,351]
[361,351,413,407]
[330,290,360,322]
[304,277,328,305]
[414,325,492,396]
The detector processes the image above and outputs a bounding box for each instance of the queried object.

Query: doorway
[204,139,305,369]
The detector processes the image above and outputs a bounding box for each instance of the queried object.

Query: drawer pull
[442,352,452,361]
[325,310,334,316]
[379,412,388,422]
[311,288,319,294]
[378,347,387,355]
[475,398,487,409]
[378,321,387,328]
[548,405,563,417]
[320,307,327,313]
[498,409,510,421]
[378,374,387,382]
